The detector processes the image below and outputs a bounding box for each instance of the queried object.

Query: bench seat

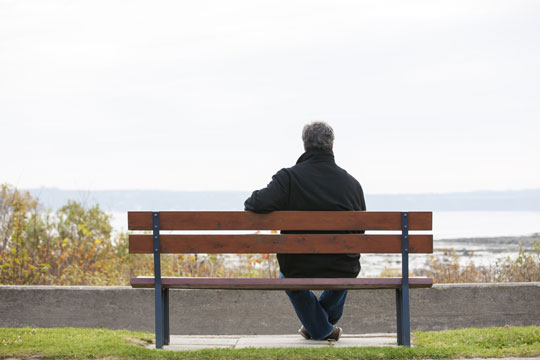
[130,276,433,290]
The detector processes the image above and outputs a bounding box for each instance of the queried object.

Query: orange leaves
[0,184,285,285]
[0,185,123,285]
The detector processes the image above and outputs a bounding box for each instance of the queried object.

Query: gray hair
[302,121,334,151]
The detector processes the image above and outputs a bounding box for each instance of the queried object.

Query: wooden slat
[128,211,432,231]
[129,234,433,254]
[130,276,434,290]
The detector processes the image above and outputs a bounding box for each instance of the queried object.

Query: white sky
[1,0,539,194]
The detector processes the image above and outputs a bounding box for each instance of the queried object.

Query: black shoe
[298,326,311,340]
[324,326,342,341]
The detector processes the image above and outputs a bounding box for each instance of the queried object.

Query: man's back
[287,150,365,212]
[244,149,366,278]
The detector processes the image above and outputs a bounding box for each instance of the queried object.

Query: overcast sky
[1,0,539,194]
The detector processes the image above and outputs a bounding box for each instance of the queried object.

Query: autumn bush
[0,184,277,285]
[1,184,128,285]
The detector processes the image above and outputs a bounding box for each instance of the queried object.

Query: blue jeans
[280,272,348,340]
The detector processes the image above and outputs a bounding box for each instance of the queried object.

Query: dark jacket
[244,150,366,278]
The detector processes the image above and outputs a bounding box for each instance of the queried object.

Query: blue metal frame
[153,212,166,349]
[163,288,170,345]
[149,210,413,347]
[396,212,411,346]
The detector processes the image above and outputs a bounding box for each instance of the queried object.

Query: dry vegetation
[1,184,538,285]
[413,242,540,283]
[0,184,278,285]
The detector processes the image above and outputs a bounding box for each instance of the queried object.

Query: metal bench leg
[163,288,170,345]
[395,288,403,345]
[396,287,410,346]
[155,283,164,349]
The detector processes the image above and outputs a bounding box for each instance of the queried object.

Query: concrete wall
[1,283,539,334]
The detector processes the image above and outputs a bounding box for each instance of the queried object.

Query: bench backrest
[128,211,433,254]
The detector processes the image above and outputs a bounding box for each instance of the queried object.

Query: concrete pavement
[149,333,398,350]
[149,334,540,360]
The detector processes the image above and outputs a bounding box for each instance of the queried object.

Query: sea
[111,211,540,276]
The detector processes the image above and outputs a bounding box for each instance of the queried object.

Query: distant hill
[25,188,540,212]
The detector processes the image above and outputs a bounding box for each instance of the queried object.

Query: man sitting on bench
[244,121,366,341]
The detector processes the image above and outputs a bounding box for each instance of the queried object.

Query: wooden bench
[128,211,433,348]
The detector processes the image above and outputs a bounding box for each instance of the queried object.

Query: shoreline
[360,234,539,277]
[435,234,539,245]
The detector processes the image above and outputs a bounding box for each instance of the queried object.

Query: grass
[0,326,539,359]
